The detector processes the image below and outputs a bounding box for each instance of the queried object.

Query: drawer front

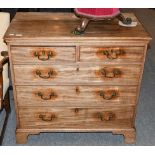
[80,46,144,64]
[14,64,141,85]
[18,106,134,129]
[11,46,76,64]
[16,86,137,107]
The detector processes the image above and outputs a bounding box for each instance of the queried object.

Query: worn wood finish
[13,12,78,21]
[18,107,85,129]
[11,46,76,64]
[80,46,145,64]
[4,13,151,144]
[5,13,151,42]
[85,106,134,129]
[18,106,134,129]
[13,64,141,85]
[16,130,40,144]
[112,128,136,144]
[16,85,137,107]
[15,128,135,144]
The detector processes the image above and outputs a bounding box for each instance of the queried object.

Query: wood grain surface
[4,13,151,42]
[18,106,134,129]
[16,85,137,107]
[11,46,76,64]
[13,64,141,85]
[80,46,145,64]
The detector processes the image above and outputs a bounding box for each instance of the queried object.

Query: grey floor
[0,9,155,146]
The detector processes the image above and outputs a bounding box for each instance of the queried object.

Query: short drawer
[11,46,76,64]
[80,46,144,64]
[13,64,141,85]
[16,85,137,107]
[18,106,134,129]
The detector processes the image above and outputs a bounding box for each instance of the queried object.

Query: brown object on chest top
[4,12,151,144]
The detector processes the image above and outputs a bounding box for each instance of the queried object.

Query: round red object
[75,8,120,18]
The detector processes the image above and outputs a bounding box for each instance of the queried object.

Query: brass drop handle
[36,70,55,79]
[99,90,117,100]
[97,112,114,121]
[100,68,121,78]
[100,49,125,59]
[39,114,56,121]
[37,91,57,100]
[34,50,54,61]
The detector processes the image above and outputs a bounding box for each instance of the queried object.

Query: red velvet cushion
[75,8,120,18]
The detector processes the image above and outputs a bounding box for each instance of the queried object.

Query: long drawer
[11,46,76,64]
[18,106,134,129]
[13,64,141,85]
[16,85,137,107]
[80,46,144,64]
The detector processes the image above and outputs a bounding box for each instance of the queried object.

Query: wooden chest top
[4,12,151,43]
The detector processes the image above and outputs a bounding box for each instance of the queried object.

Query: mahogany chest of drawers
[4,13,151,144]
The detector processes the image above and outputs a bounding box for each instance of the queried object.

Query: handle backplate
[36,69,56,79]
[98,90,118,100]
[34,50,54,61]
[36,91,57,100]
[39,113,56,121]
[97,111,115,121]
[99,68,122,78]
[97,48,125,60]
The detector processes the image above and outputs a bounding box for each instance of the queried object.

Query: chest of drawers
[4,12,151,144]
